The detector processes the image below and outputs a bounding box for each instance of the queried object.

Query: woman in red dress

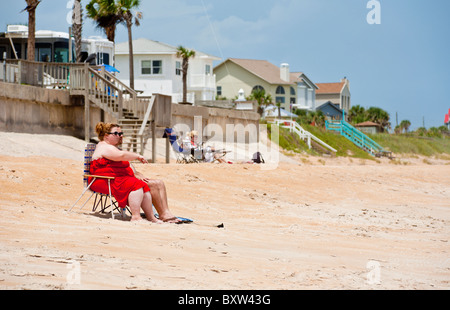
[90,122,180,223]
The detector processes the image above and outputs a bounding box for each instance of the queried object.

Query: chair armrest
[85,174,115,180]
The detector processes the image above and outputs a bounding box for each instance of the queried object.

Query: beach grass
[267,122,450,159]
[370,133,450,156]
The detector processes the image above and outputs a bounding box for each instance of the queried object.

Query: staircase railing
[97,68,147,120]
[88,67,124,119]
[325,120,384,156]
[273,119,337,153]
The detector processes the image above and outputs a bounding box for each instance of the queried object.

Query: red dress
[89,158,150,209]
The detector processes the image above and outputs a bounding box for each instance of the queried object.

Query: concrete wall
[171,103,260,143]
[0,82,260,143]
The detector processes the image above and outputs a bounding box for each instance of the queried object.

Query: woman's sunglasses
[108,131,124,137]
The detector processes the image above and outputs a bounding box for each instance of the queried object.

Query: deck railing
[1,60,154,122]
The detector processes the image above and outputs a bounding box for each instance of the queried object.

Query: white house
[115,38,220,103]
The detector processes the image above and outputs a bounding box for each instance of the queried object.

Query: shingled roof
[315,82,346,94]
[215,58,317,87]
[217,58,295,85]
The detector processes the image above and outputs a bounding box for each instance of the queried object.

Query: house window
[276,97,285,104]
[97,52,110,65]
[205,64,211,75]
[35,43,52,62]
[176,61,181,75]
[276,86,285,95]
[142,60,163,75]
[0,47,6,60]
[217,86,222,96]
[290,87,296,96]
[252,85,265,93]
[152,60,162,74]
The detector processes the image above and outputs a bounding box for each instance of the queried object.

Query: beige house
[214,58,317,111]
[315,78,351,113]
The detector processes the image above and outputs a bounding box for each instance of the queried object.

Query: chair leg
[108,179,114,219]
[79,191,96,211]
[92,193,102,212]
[69,178,97,212]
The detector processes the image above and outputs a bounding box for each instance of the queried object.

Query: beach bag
[252,152,265,164]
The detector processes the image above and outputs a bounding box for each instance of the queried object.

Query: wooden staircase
[69,65,155,155]
[119,118,151,153]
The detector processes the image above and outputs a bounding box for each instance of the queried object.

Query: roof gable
[316,101,343,113]
[115,38,220,60]
[116,38,177,54]
[218,58,292,85]
[316,82,345,94]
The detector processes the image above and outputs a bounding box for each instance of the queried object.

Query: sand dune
[0,132,449,290]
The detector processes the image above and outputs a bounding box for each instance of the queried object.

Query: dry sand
[0,131,449,290]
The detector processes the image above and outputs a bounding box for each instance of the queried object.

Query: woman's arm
[101,143,148,164]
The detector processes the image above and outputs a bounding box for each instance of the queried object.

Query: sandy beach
[0,132,449,290]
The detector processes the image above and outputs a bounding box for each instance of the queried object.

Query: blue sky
[1,0,449,130]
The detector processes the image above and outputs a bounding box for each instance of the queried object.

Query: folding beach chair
[69,143,129,219]
[163,128,199,164]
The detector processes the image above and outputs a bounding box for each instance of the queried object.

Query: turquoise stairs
[325,120,389,157]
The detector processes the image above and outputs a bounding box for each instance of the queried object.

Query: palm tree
[118,0,142,89]
[250,87,265,105]
[366,106,391,132]
[86,0,124,42]
[306,111,325,127]
[72,0,83,62]
[276,101,282,119]
[348,104,366,124]
[176,46,196,103]
[22,0,41,61]
[250,88,268,116]
[399,119,411,133]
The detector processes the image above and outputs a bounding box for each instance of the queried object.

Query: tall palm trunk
[25,0,40,61]
[182,58,188,103]
[72,0,83,62]
[124,13,134,89]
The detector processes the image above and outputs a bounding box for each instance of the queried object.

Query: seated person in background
[90,122,181,223]
[203,145,229,164]
[183,130,200,155]
[184,130,230,163]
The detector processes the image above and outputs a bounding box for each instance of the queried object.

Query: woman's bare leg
[141,191,161,223]
[147,179,180,223]
[128,189,161,223]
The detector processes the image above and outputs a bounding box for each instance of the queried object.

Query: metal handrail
[325,120,384,155]
[274,119,337,153]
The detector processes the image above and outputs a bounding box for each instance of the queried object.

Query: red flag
[445,114,449,124]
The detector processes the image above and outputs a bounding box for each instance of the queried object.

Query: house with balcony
[213,58,318,112]
[315,78,351,113]
[114,38,220,103]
